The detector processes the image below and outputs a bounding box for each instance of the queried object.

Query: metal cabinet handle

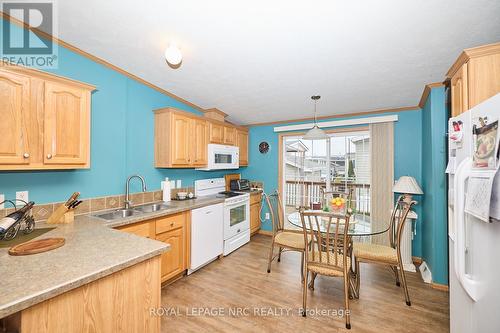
[47,154,52,159]
[170,222,174,226]
[23,153,30,158]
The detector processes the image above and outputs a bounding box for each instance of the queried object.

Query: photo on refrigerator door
[472,117,498,169]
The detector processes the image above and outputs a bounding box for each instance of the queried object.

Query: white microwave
[197,144,239,170]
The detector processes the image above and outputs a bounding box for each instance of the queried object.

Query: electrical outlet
[16,191,29,206]
[265,213,270,220]
[0,194,4,209]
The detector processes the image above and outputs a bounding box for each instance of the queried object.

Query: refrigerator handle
[454,157,481,302]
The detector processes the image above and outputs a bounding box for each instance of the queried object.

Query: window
[282,130,371,228]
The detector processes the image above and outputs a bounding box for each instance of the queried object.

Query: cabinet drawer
[156,212,185,234]
[117,220,154,238]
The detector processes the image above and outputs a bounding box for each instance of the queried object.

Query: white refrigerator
[448,93,500,333]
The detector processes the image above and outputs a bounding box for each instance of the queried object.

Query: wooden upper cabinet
[154,107,249,168]
[0,70,30,165]
[467,54,500,107]
[191,119,208,166]
[154,108,208,168]
[447,42,500,117]
[170,113,191,165]
[450,63,468,117]
[0,65,94,170]
[43,81,90,165]
[223,126,236,145]
[237,130,248,166]
[209,122,224,144]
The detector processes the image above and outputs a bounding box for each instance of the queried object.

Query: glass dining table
[287,211,390,237]
[287,210,391,298]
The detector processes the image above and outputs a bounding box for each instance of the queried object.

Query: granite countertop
[0,195,225,319]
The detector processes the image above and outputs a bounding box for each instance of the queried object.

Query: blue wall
[421,87,448,285]
[242,109,425,258]
[0,18,240,202]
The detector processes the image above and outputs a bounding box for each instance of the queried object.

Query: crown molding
[418,82,446,108]
[245,105,419,127]
[446,42,500,79]
[0,11,206,113]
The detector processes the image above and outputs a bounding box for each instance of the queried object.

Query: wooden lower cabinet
[157,227,185,281]
[116,220,155,238]
[250,193,262,235]
[155,212,190,282]
[7,256,161,333]
[116,212,190,283]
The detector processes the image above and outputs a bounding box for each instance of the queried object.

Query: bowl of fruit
[330,197,346,213]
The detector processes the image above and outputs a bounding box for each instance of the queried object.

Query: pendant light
[303,95,328,140]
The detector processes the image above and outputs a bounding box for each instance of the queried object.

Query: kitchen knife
[69,200,82,209]
[65,192,80,207]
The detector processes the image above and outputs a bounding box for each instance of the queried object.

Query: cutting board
[8,237,65,256]
[224,173,240,191]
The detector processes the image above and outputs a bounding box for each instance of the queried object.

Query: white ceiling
[55,0,500,125]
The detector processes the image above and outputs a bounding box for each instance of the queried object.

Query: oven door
[224,200,250,239]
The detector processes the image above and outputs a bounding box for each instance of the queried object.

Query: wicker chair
[353,196,416,306]
[299,209,353,330]
[266,190,308,279]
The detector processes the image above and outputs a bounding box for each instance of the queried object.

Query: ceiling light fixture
[164,43,182,67]
[303,95,328,140]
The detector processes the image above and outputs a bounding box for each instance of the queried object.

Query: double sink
[93,202,172,221]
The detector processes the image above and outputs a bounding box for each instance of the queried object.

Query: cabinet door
[170,113,191,165]
[191,119,208,166]
[43,81,90,165]
[467,54,500,109]
[156,227,185,281]
[223,126,236,145]
[0,70,30,165]
[250,202,261,234]
[237,130,248,166]
[209,122,224,144]
[450,63,469,117]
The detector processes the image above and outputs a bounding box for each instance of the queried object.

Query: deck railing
[284,180,371,214]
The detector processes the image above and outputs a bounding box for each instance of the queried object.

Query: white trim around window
[273,115,398,133]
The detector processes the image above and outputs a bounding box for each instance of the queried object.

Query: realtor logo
[1,0,58,68]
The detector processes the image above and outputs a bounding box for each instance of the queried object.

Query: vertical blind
[369,122,394,245]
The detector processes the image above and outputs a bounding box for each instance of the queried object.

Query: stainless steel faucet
[125,174,147,209]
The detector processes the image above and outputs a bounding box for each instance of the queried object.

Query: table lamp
[392,176,423,203]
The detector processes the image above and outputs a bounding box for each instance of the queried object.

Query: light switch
[16,191,29,206]
[265,213,270,220]
[176,180,182,188]
[170,180,176,189]
[0,194,4,209]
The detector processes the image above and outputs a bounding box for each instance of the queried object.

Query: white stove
[194,178,250,255]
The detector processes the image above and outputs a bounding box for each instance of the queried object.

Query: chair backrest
[299,210,352,270]
[389,196,417,249]
[265,190,285,235]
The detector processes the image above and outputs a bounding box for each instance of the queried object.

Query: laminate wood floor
[161,234,449,333]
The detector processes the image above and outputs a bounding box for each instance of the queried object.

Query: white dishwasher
[188,203,224,274]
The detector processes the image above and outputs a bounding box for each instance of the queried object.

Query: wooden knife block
[47,205,74,224]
